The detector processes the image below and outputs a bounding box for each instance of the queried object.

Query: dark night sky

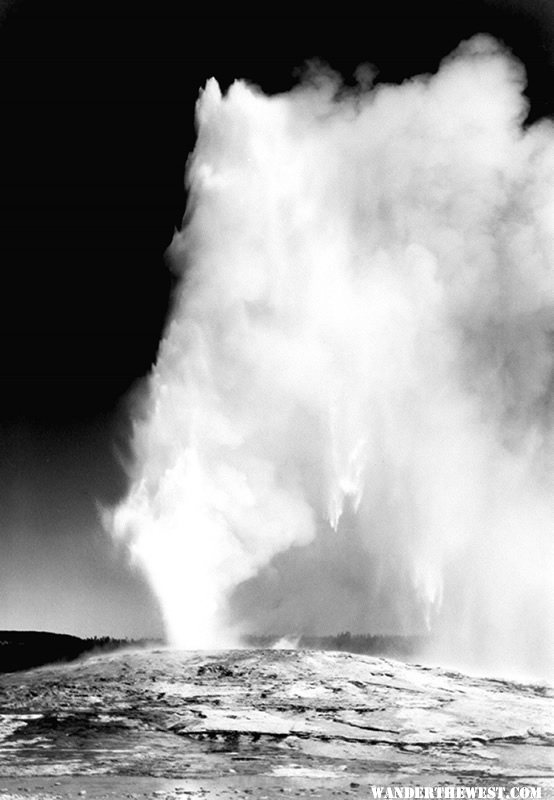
[0,1,552,638]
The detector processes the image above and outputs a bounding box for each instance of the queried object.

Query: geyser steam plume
[110,36,553,677]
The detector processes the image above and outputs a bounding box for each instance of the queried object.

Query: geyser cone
[109,36,554,676]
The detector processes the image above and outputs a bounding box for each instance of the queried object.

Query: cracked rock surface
[0,649,551,799]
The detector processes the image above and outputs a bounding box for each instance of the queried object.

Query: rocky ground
[0,648,552,799]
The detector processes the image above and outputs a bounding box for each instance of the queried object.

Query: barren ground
[0,648,551,799]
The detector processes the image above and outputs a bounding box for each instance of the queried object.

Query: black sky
[0,0,552,638]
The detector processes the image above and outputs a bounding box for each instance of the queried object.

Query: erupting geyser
[109,36,553,678]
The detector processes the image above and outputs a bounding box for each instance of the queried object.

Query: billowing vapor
[109,36,553,677]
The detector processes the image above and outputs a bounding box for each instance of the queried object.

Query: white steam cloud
[109,36,553,678]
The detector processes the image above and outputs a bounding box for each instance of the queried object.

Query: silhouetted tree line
[0,631,157,673]
[0,629,427,673]
[245,631,427,658]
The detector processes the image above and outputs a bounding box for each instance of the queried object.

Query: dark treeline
[245,632,427,659]
[0,630,426,673]
[0,631,157,673]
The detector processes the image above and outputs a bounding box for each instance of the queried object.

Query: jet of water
[108,36,553,678]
